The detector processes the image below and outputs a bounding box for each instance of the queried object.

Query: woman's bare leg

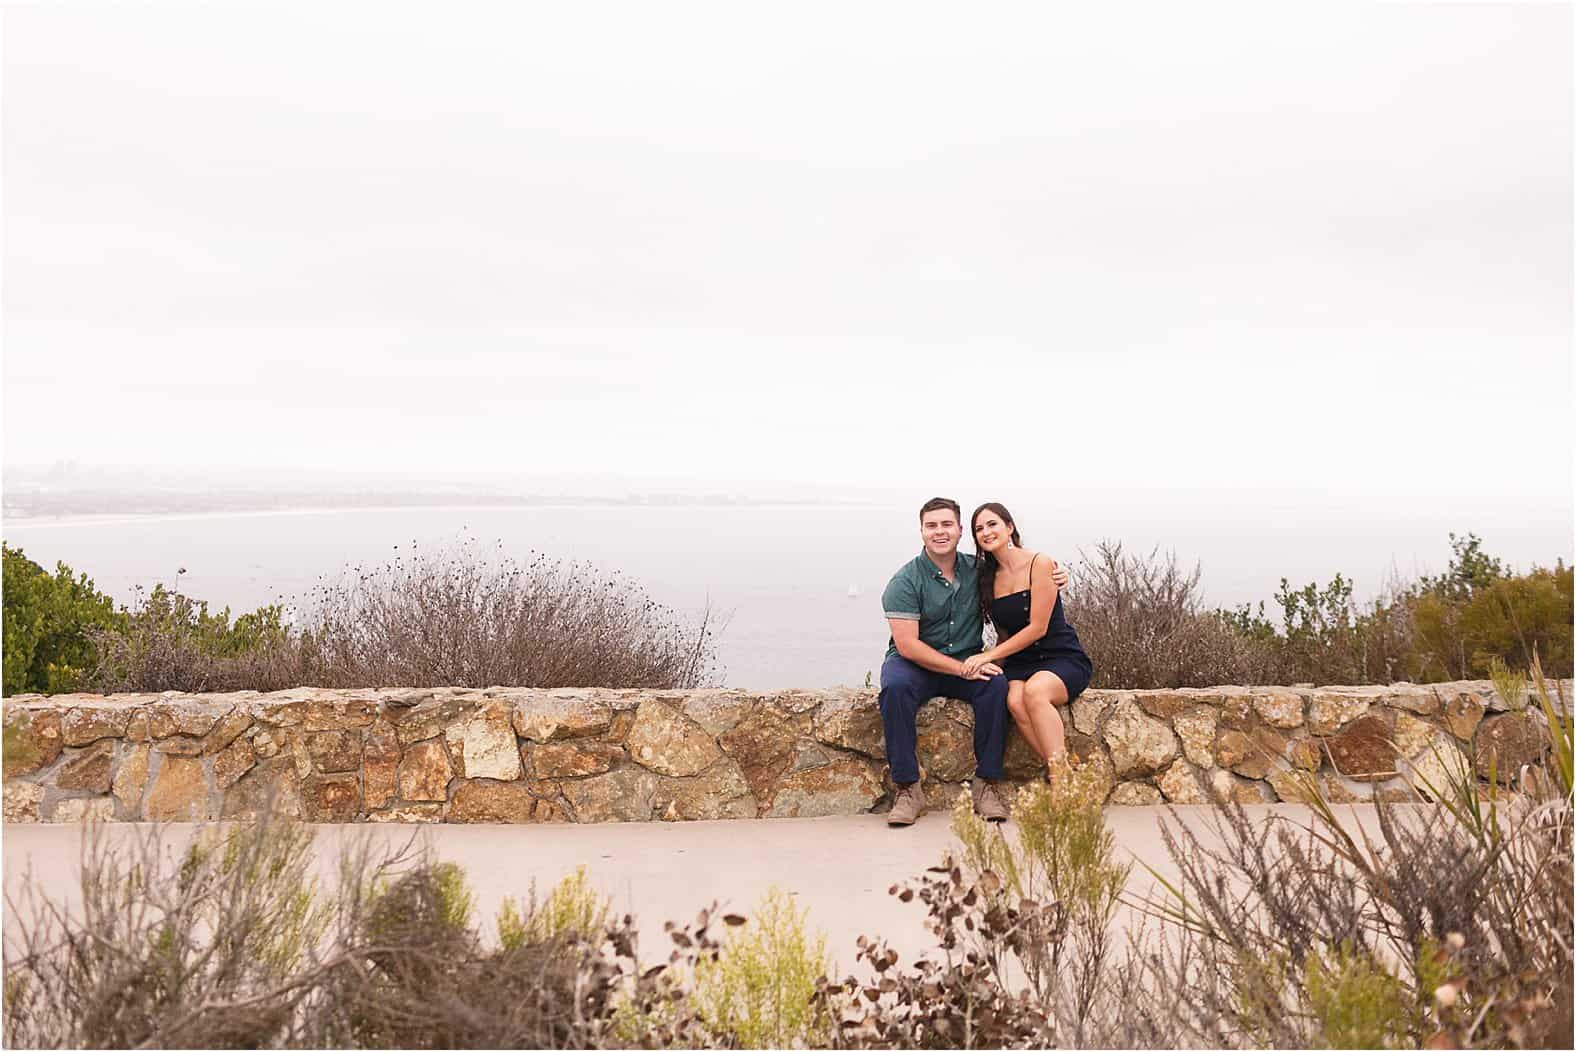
[1006,679,1049,761]
[1023,672,1069,768]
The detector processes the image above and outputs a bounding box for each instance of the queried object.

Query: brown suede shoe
[971,779,1010,823]
[887,782,927,827]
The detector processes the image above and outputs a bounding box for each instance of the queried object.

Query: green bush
[498,865,610,949]
[1,544,122,695]
[692,887,831,1049]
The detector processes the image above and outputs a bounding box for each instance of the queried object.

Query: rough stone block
[303,774,361,822]
[363,721,400,810]
[1156,761,1209,803]
[1475,712,1548,785]
[1405,731,1473,801]
[53,797,116,823]
[148,703,218,739]
[1173,708,1218,768]
[682,692,757,736]
[447,781,538,818]
[398,740,454,802]
[222,758,303,819]
[213,738,257,789]
[531,741,624,780]
[1251,690,1305,729]
[1070,692,1121,736]
[1308,692,1371,736]
[810,702,885,757]
[203,710,253,754]
[1325,715,1398,782]
[1139,692,1191,720]
[1108,781,1163,805]
[61,707,130,746]
[1214,730,1249,769]
[113,744,151,811]
[766,755,882,818]
[4,780,44,822]
[445,703,521,781]
[915,707,975,783]
[1232,726,1289,781]
[1267,767,1319,803]
[4,710,63,775]
[307,730,362,774]
[1103,699,1178,777]
[561,767,658,822]
[625,700,719,777]
[653,760,756,821]
[718,716,797,799]
[1444,692,1485,741]
[56,741,115,794]
[146,756,210,821]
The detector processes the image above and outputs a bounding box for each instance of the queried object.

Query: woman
[960,502,1093,780]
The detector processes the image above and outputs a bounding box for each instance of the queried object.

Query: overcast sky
[3,2,1571,506]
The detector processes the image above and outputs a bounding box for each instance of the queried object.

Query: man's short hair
[918,497,961,521]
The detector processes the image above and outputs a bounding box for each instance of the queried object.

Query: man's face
[919,510,962,559]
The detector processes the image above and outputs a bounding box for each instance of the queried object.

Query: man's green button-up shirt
[882,551,985,660]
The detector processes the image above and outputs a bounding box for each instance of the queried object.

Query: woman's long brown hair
[971,502,1022,625]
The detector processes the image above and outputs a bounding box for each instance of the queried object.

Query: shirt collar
[918,549,971,578]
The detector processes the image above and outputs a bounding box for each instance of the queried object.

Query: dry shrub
[1138,664,1574,1049]
[818,769,1168,1049]
[309,860,625,1049]
[2,815,741,1050]
[87,583,308,694]
[824,668,1572,1049]
[84,537,724,692]
[294,537,724,689]
[1068,540,1278,689]
[3,818,331,1049]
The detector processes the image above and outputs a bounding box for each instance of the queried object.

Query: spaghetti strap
[1028,555,1035,587]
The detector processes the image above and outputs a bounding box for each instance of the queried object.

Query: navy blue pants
[878,655,1009,784]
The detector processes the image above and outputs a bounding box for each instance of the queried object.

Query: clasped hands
[958,653,1002,680]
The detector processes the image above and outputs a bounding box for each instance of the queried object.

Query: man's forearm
[895,640,965,676]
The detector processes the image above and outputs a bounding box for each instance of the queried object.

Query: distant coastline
[1,492,877,526]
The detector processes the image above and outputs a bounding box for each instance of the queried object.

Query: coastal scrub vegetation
[2,543,120,695]
[2,531,1567,695]
[6,669,1569,1049]
[1069,532,1571,689]
[0,538,723,695]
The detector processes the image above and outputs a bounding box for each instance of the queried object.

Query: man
[879,496,1068,826]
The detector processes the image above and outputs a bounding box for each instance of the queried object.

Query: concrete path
[3,804,1382,972]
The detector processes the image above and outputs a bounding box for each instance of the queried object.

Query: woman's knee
[1025,674,1069,707]
[1006,693,1028,720]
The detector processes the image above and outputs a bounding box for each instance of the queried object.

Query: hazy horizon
[5,3,1572,576]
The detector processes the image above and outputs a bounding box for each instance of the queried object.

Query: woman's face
[973,510,1013,554]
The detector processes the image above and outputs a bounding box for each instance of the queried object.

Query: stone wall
[2,682,1564,823]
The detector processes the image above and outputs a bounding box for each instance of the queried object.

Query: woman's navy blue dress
[990,562,1093,700]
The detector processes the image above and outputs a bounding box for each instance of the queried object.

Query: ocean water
[2,505,910,688]
[4,496,1570,688]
